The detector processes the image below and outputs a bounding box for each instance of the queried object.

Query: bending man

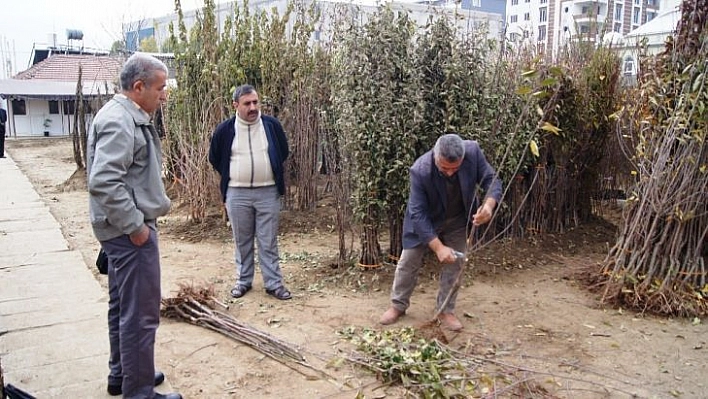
[380,133,502,331]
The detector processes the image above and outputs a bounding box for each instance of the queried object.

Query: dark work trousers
[102,226,161,399]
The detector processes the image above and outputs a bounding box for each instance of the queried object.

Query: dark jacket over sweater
[208,114,289,202]
[402,140,503,249]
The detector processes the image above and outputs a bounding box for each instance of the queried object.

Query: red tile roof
[13,54,123,83]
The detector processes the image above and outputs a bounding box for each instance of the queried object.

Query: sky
[0,0,206,78]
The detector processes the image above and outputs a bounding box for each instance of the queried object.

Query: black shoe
[266,286,292,300]
[230,284,252,298]
[107,371,166,396]
[154,393,182,399]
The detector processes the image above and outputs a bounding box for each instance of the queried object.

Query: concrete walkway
[0,153,109,397]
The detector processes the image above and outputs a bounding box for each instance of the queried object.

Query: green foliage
[160,0,634,269]
[109,40,126,55]
[331,6,419,263]
[338,327,473,397]
[139,36,159,52]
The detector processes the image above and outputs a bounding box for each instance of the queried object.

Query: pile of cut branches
[338,326,644,398]
[161,284,336,383]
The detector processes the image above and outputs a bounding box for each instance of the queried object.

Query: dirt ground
[5,137,707,399]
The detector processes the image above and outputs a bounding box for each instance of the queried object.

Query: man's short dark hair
[232,84,256,101]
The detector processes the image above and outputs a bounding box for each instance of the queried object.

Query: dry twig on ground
[161,284,342,386]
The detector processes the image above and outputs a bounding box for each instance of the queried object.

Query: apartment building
[506,0,665,57]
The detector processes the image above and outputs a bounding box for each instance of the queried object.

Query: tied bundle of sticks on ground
[160,284,340,385]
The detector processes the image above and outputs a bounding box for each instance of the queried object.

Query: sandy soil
[5,137,707,399]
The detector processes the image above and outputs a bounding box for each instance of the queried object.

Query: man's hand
[472,198,496,226]
[435,246,460,264]
[129,224,150,246]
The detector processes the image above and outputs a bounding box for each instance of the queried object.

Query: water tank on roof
[66,29,84,41]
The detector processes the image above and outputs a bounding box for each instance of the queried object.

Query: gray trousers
[390,225,467,314]
[225,186,284,291]
[102,226,161,399]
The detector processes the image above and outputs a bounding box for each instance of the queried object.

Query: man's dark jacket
[208,114,289,202]
[402,140,503,249]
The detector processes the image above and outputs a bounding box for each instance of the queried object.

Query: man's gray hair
[433,133,465,162]
[232,84,256,101]
[119,53,168,91]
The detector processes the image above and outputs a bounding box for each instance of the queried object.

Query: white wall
[7,99,76,137]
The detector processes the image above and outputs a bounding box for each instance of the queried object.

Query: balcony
[573,12,607,25]
[573,0,607,6]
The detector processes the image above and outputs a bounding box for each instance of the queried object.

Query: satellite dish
[66,29,84,41]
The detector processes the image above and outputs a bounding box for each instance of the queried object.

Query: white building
[505,0,671,57]
[618,1,681,79]
[123,0,505,52]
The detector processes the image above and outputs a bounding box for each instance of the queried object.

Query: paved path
[0,153,110,397]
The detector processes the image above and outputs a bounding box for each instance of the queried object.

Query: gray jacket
[87,94,171,241]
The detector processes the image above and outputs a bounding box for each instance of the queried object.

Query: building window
[614,22,622,32]
[538,25,547,41]
[615,4,623,21]
[510,15,518,23]
[510,33,519,41]
[63,100,76,115]
[540,7,547,22]
[540,0,547,3]
[511,0,518,5]
[565,7,569,13]
[537,43,546,53]
[11,99,26,115]
[580,25,590,34]
[634,0,640,4]
[523,30,529,38]
[49,101,60,115]
[525,0,530,3]
[624,58,635,75]
[524,12,530,21]
[647,11,656,21]
[633,7,640,24]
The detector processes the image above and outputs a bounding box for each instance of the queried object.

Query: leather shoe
[438,312,463,331]
[155,393,183,399]
[379,307,404,325]
[107,371,166,396]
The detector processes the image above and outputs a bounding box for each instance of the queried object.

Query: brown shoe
[437,312,463,331]
[379,307,404,325]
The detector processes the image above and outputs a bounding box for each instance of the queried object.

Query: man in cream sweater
[209,84,292,300]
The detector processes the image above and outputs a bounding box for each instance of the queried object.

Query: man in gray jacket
[87,53,181,399]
